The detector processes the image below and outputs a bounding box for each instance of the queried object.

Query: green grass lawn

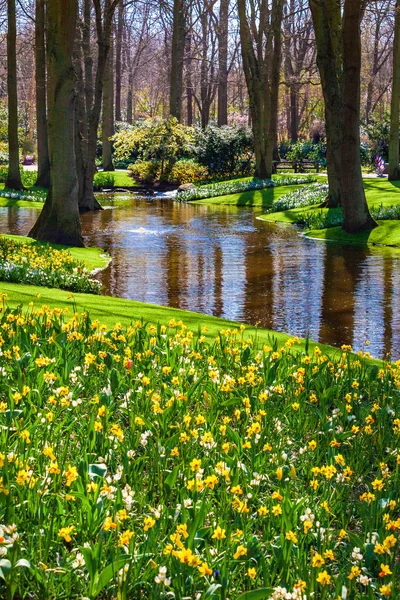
[0,233,110,272]
[305,220,400,248]
[0,281,339,356]
[104,169,136,187]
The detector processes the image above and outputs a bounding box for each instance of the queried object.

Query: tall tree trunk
[340,0,376,233]
[30,0,83,247]
[115,0,123,121]
[102,30,114,171]
[79,0,120,212]
[217,0,229,126]
[169,0,186,120]
[35,0,50,188]
[389,0,400,181]
[185,32,193,125]
[126,69,133,124]
[266,0,284,172]
[290,88,298,142]
[6,0,23,190]
[83,0,94,114]
[309,0,342,207]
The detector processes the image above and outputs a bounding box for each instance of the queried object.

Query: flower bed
[177,176,317,202]
[0,237,101,294]
[0,303,399,598]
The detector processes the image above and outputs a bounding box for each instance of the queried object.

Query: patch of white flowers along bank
[0,188,46,203]
[177,175,317,202]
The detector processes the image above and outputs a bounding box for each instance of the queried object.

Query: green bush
[194,125,253,176]
[167,159,208,184]
[93,171,115,190]
[363,114,389,164]
[128,160,160,184]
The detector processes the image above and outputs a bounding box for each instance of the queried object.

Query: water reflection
[0,195,400,359]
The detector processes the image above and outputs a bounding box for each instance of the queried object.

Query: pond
[1,193,400,360]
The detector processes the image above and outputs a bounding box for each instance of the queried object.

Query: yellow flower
[379,584,392,597]
[190,458,202,472]
[272,504,282,516]
[212,526,226,540]
[379,564,392,577]
[285,530,298,544]
[233,545,247,560]
[372,478,384,491]
[64,465,79,487]
[312,553,325,568]
[58,525,75,542]
[118,530,134,547]
[316,570,331,585]
[103,516,117,531]
[20,430,31,444]
[198,562,212,577]
[247,567,256,579]
[144,516,156,531]
[348,565,361,580]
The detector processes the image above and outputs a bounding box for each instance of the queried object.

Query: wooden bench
[272,160,321,174]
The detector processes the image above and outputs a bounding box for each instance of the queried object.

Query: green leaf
[88,464,107,479]
[93,556,132,597]
[14,558,31,570]
[236,589,273,600]
[164,465,179,492]
[205,583,222,597]
[0,558,12,581]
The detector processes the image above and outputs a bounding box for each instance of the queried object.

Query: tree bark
[6,0,23,190]
[35,0,50,188]
[340,0,376,233]
[389,0,400,181]
[78,0,120,212]
[30,0,84,247]
[102,29,114,171]
[217,0,229,126]
[83,0,94,114]
[115,0,123,121]
[169,0,186,120]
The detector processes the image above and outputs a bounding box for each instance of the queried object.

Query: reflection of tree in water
[320,245,365,349]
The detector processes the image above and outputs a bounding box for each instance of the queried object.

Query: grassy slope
[0,281,338,356]
[305,220,400,248]
[0,234,110,272]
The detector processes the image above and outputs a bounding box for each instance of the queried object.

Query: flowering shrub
[178,176,316,202]
[0,188,46,203]
[0,238,101,293]
[168,158,209,184]
[0,302,399,598]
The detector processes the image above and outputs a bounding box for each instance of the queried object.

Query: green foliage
[194,125,253,176]
[93,172,115,190]
[21,138,35,156]
[128,160,160,184]
[167,158,208,184]
[363,113,390,164]
[0,237,101,293]
[113,118,194,174]
[0,303,398,598]
[285,141,326,167]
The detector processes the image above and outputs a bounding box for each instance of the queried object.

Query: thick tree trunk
[115,1,123,121]
[389,0,400,181]
[102,31,114,171]
[83,0,94,113]
[6,0,23,191]
[185,32,193,125]
[30,0,84,247]
[290,88,298,142]
[217,0,229,126]
[309,0,342,208]
[169,0,186,120]
[340,0,376,232]
[35,0,50,188]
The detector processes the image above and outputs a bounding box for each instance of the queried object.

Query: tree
[35,0,50,188]
[102,29,115,171]
[238,0,284,179]
[77,0,122,212]
[29,0,84,246]
[217,0,229,126]
[169,0,186,120]
[389,0,400,181]
[6,0,24,190]
[309,0,376,232]
[115,0,124,122]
